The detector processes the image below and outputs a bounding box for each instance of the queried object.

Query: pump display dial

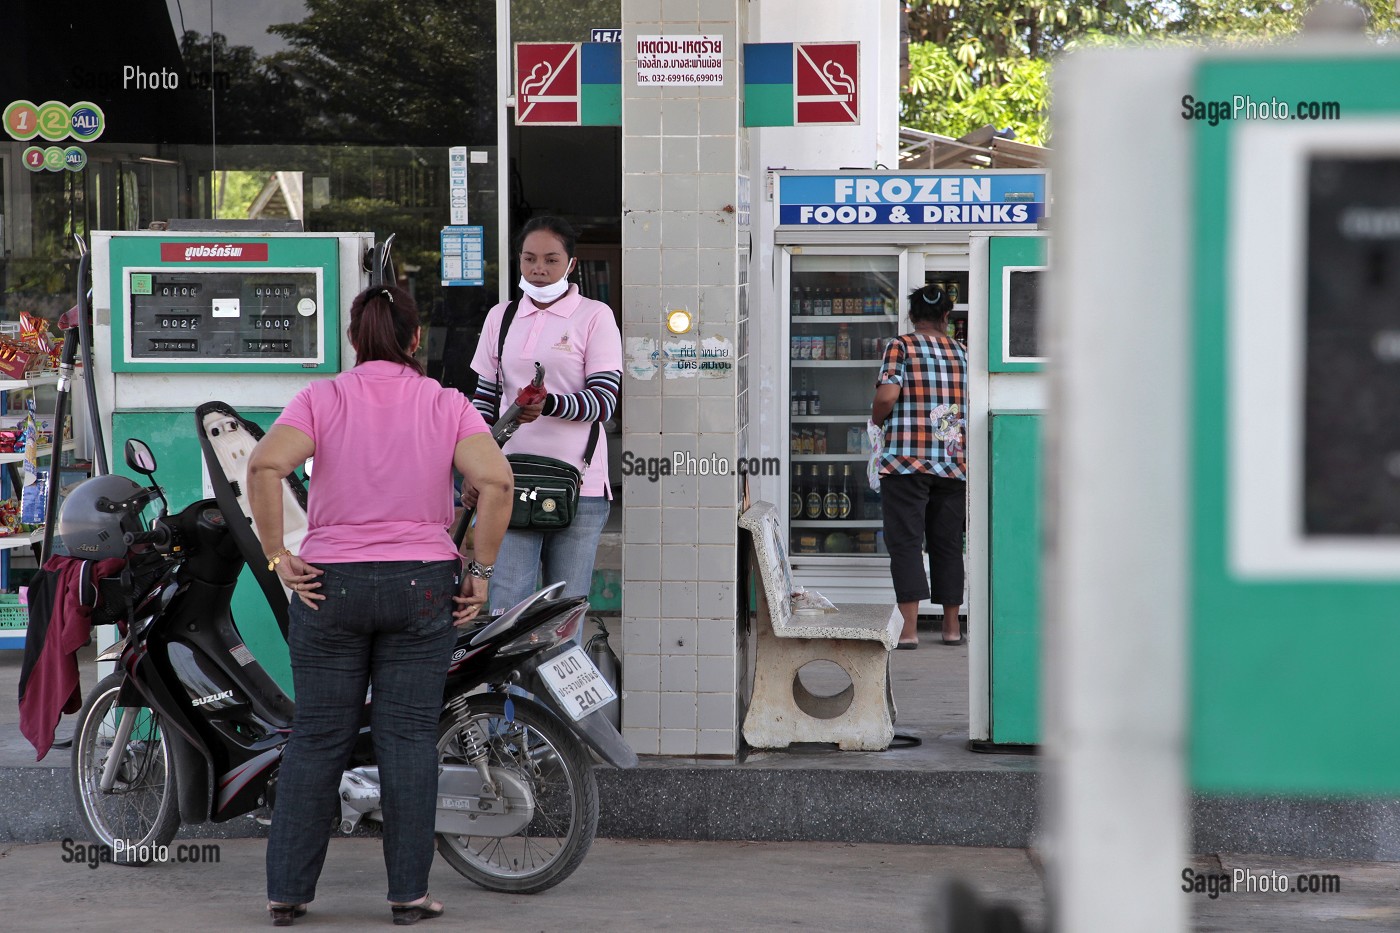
[128,270,321,362]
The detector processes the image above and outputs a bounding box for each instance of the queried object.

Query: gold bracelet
[266,547,293,572]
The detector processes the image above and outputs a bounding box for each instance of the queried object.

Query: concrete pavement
[6,836,1400,931]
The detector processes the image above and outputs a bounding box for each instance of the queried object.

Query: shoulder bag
[495,299,599,530]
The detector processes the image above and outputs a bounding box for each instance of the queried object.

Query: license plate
[538,646,617,721]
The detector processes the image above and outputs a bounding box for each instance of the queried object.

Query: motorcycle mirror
[125,439,158,476]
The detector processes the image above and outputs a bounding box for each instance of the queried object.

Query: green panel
[989,411,1042,745]
[580,85,622,126]
[743,84,793,127]
[589,567,621,612]
[1192,55,1400,793]
[108,235,341,374]
[112,409,292,695]
[987,236,1046,373]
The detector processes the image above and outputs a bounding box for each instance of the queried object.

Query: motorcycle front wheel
[435,693,598,894]
[71,672,181,865]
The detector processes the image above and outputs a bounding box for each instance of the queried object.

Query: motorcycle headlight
[498,603,587,655]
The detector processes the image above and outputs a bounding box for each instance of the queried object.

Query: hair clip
[380,287,394,304]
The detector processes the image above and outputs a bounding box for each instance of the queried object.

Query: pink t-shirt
[276,360,489,563]
[471,287,622,497]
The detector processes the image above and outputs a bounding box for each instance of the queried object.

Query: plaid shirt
[875,332,967,479]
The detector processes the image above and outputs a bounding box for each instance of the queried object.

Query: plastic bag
[866,420,884,491]
[791,587,837,614]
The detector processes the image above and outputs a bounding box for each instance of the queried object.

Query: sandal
[391,896,445,926]
[268,903,307,926]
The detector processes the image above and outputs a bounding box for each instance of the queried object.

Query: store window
[2,3,499,388]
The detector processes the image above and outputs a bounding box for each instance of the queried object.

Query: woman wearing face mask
[467,216,622,621]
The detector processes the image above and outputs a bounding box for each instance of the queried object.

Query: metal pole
[496,0,512,307]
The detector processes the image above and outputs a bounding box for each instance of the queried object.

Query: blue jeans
[266,560,458,906]
[489,496,609,635]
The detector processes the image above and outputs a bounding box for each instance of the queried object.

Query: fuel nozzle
[515,362,547,407]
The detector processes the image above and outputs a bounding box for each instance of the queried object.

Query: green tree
[213,171,270,219]
[178,30,313,145]
[904,42,1048,144]
[902,0,1400,144]
[268,0,498,145]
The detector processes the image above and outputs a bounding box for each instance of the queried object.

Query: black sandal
[391,896,444,926]
[268,903,307,926]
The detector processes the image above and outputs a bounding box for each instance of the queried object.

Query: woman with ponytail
[248,284,514,925]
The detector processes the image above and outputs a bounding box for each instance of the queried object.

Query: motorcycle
[66,406,634,894]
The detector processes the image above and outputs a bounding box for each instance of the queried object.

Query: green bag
[506,454,583,529]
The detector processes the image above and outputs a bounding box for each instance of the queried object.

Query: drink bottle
[837,465,853,519]
[805,469,823,519]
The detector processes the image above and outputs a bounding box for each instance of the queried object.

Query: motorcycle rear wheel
[435,694,598,894]
[71,672,181,865]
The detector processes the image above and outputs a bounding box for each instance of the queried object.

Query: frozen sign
[636,35,724,86]
[776,171,1047,228]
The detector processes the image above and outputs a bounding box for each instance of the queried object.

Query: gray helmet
[51,474,150,559]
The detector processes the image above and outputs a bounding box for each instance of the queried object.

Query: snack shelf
[0,439,77,465]
[0,528,43,551]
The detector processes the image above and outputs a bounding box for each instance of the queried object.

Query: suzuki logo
[192,689,234,707]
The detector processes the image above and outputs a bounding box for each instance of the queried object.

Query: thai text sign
[636,35,724,86]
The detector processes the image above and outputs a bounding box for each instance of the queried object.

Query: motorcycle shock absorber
[445,693,497,797]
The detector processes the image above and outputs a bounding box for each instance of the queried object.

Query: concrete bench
[739,502,901,751]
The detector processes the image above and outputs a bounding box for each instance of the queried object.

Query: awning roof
[899,125,1050,170]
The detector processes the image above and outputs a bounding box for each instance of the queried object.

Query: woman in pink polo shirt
[247,285,514,926]
[468,216,622,621]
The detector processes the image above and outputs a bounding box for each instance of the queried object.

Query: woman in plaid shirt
[870,284,967,648]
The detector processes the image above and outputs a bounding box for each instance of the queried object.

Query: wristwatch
[466,560,494,580]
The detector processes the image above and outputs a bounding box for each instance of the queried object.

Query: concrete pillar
[619,0,750,757]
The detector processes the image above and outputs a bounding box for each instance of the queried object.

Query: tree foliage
[902,1,1400,145]
[904,42,1048,144]
[267,0,497,145]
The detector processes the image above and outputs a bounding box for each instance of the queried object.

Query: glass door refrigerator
[781,247,970,608]
[783,249,904,603]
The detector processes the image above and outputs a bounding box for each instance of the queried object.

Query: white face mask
[518,255,575,304]
[518,275,571,304]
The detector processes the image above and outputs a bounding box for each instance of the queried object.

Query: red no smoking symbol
[796,42,859,126]
[515,43,580,125]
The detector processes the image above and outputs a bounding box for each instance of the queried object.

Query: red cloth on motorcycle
[17,555,126,760]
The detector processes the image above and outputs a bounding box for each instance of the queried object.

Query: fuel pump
[89,228,377,690]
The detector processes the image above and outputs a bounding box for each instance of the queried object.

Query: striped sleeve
[471,376,501,425]
[542,370,621,423]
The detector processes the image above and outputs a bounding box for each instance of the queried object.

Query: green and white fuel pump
[90,230,373,689]
[1045,33,1400,933]
[967,230,1048,750]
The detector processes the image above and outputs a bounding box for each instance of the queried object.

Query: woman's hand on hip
[277,555,324,610]
[453,575,488,627]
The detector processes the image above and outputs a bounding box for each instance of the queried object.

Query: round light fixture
[665,308,693,334]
